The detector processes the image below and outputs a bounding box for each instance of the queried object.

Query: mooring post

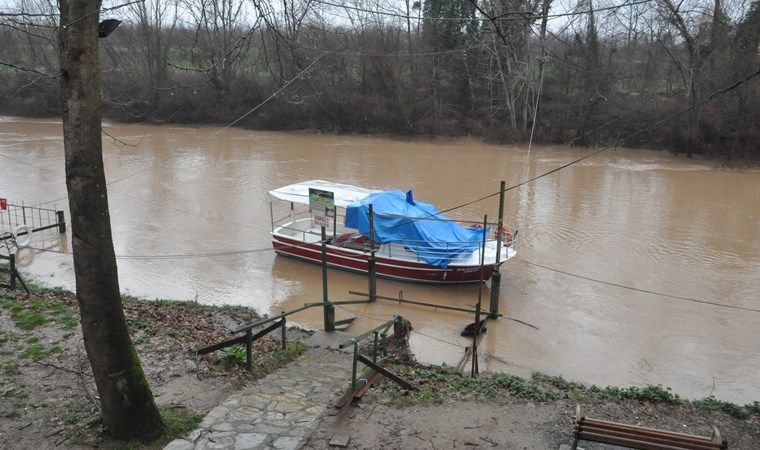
[10,253,16,291]
[368,204,377,302]
[489,181,506,318]
[245,328,253,372]
[56,211,66,233]
[371,332,378,362]
[281,313,286,350]
[351,343,359,391]
[471,302,481,377]
[321,226,335,331]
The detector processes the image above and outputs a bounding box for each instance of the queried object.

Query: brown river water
[1,116,758,404]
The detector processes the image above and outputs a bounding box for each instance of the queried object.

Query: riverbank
[1,286,758,449]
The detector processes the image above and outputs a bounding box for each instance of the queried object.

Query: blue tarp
[344,190,488,268]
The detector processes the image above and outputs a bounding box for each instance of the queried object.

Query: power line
[312,0,656,22]
[26,242,276,260]
[523,260,760,314]
[438,66,760,215]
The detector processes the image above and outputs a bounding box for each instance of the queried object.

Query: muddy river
[1,116,758,404]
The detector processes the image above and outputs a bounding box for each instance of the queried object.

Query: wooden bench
[572,416,728,450]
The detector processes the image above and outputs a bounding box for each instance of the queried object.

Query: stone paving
[165,333,354,450]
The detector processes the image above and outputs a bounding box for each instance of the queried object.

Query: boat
[267,180,516,284]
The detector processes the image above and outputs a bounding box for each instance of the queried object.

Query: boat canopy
[345,190,488,268]
[267,180,379,208]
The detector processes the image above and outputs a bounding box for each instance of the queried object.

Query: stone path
[165,334,354,450]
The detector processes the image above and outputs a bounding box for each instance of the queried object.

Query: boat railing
[380,235,512,262]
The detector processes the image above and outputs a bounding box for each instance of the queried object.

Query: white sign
[309,188,334,228]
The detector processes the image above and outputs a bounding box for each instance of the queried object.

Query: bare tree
[125,0,180,105]
[179,0,249,101]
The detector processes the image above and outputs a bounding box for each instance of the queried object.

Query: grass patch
[3,361,19,376]
[248,341,306,380]
[13,310,47,330]
[382,365,561,406]
[208,340,306,380]
[5,296,78,330]
[67,405,205,449]
[692,396,753,420]
[20,343,46,358]
[127,318,182,339]
[159,405,204,442]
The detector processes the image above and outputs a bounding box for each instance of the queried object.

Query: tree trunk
[58,0,163,441]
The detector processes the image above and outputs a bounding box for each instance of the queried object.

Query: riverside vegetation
[2,0,760,162]
[1,277,758,448]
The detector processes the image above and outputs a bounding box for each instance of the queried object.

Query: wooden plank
[574,417,727,450]
[197,319,284,355]
[353,370,384,399]
[197,335,247,355]
[357,354,417,391]
[577,430,722,450]
[580,417,720,442]
[579,424,719,447]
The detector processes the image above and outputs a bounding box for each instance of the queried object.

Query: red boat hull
[273,235,496,284]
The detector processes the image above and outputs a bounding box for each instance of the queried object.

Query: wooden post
[246,329,253,372]
[489,181,506,318]
[281,313,286,349]
[473,216,487,377]
[368,204,377,302]
[9,253,15,291]
[57,211,66,233]
[322,226,335,331]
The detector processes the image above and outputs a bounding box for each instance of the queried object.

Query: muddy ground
[1,288,758,449]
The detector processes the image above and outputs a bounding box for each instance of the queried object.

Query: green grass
[207,340,306,380]
[68,405,205,449]
[3,361,19,376]
[13,310,47,330]
[3,296,78,330]
[159,406,204,442]
[127,318,175,336]
[20,343,46,358]
[383,365,561,406]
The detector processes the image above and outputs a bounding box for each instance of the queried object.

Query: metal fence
[0,198,66,245]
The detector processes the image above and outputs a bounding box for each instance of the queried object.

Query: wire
[523,260,760,314]
[25,242,278,260]
[411,329,467,350]
[205,51,327,140]
[436,66,760,215]
[312,0,656,23]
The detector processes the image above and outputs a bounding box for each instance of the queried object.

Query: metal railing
[338,315,416,392]
[1,200,66,235]
[199,299,370,372]
[0,235,29,293]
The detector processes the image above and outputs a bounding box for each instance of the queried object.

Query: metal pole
[373,332,379,362]
[321,226,335,331]
[473,216,487,377]
[490,181,506,318]
[351,343,359,391]
[281,313,287,350]
[368,204,377,302]
[57,211,66,234]
[348,291,498,316]
[471,302,481,377]
[10,253,16,291]
[246,329,253,372]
